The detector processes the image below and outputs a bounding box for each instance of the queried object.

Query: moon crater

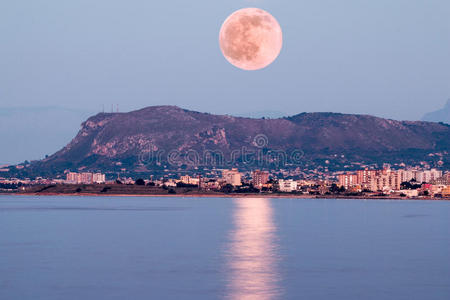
[219,8,283,70]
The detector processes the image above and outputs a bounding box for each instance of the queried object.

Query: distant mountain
[7,105,450,178]
[422,100,450,124]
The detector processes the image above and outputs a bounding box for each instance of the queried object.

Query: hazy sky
[1,1,450,163]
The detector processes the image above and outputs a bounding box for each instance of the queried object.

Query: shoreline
[2,183,448,201]
[4,192,449,201]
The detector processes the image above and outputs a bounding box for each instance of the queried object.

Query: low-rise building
[180,175,200,185]
[442,186,450,197]
[203,179,220,190]
[401,189,419,197]
[277,179,297,192]
[66,172,105,184]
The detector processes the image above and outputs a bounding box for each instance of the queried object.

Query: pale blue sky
[1,0,449,164]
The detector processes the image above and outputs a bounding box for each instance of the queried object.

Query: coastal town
[1,165,449,199]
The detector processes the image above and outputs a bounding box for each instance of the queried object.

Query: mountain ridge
[6,105,450,178]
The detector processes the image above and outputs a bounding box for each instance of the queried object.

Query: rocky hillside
[8,106,450,177]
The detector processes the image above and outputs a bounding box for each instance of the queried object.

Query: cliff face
[14,106,450,176]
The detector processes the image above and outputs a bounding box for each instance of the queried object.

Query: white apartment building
[398,169,443,183]
[398,170,415,183]
[415,169,443,183]
[180,175,199,185]
[277,179,298,192]
[66,172,105,184]
[93,173,106,184]
[369,170,401,192]
[222,169,242,186]
[338,174,358,189]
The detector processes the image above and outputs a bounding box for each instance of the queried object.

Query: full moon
[219,8,283,71]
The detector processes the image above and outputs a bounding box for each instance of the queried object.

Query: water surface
[0,195,449,299]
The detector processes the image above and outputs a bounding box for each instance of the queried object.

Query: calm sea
[0,195,449,300]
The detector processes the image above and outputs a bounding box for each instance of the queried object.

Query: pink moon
[219,8,283,71]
